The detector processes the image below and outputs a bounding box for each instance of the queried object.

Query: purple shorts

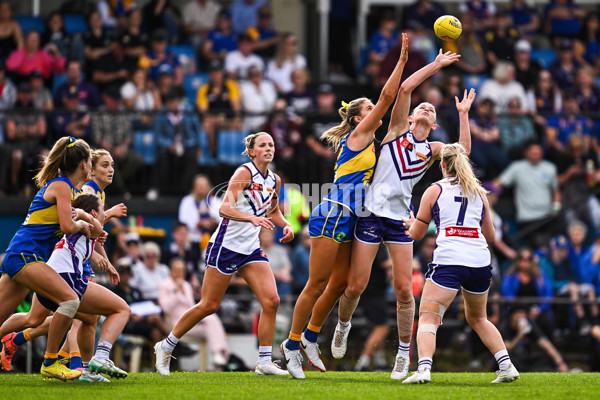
[425,264,492,294]
[36,271,89,311]
[354,214,412,244]
[205,243,269,275]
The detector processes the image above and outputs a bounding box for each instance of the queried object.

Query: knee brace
[416,300,447,337]
[55,299,80,318]
[417,324,439,336]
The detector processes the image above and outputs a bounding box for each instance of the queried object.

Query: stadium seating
[63,14,88,35]
[464,74,490,94]
[133,130,157,164]
[198,130,216,166]
[217,130,249,166]
[183,73,207,107]
[530,48,557,68]
[168,44,197,75]
[16,15,45,34]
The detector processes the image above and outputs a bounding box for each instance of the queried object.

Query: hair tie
[341,101,349,109]
[66,136,76,148]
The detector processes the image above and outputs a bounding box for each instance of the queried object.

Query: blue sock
[43,357,57,367]
[286,333,301,350]
[12,331,27,346]
[303,328,319,343]
[70,356,82,369]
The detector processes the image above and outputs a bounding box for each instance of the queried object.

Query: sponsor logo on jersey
[400,138,414,151]
[445,227,479,238]
[335,232,346,241]
[416,152,427,161]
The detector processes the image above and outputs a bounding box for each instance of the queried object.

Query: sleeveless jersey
[324,130,376,214]
[82,179,106,205]
[365,131,432,220]
[47,232,97,275]
[431,178,490,267]
[208,162,277,255]
[6,176,80,259]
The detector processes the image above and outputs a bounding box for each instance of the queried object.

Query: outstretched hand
[399,33,409,64]
[455,88,477,113]
[434,49,460,68]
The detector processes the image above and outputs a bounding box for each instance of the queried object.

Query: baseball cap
[258,6,271,18]
[30,69,44,78]
[151,28,168,42]
[317,83,334,95]
[208,59,223,71]
[551,235,569,249]
[125,231,141,244]
[117,258,132,273]
[17,81,32,93]
[558,38,573,51]
[515,39,531,53]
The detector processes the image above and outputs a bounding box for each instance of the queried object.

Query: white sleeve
[120,82,137,100]
[178,195,199,232]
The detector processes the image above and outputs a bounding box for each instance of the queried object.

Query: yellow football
[434,15,462,41]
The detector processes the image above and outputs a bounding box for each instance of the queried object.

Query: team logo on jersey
[335,232,346,241]
[400,138,414,151]
[445,227,479,238]
[260,251,266,258]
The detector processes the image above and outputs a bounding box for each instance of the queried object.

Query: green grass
[1,372,600,400]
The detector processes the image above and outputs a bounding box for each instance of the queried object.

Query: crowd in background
[3,0,600,372]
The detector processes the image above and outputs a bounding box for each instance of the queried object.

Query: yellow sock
[69,351,81,358]
[58,349,70,359]
[23,329,31,342]
[307,323,322,333]
[289,332,301,341]
[44,352,58,360]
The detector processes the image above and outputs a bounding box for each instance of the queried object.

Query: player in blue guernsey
[0,136,94,381]
[281,34,409,379]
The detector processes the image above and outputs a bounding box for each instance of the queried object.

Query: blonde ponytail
[34,137,91,188]
[441,143,486,200]
[321,97,369,152]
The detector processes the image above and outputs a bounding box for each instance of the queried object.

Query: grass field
[2,372,600,400]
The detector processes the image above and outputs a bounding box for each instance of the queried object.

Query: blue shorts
[308,201,356,243]
[36,271,89,311]
[205,243,269,275]
[354,214,412,245]
[0,251,46,279]
[425,264,493,294]
[82,261,94,281]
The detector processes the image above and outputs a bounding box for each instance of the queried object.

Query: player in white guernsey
[327,51,472,380]
[37,193,131,380]
[402,144,519,384]
[155,132,294,377]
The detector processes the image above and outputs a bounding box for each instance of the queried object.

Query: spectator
[442,13,487,75]
[546,92,591,155]
[493,142,561,249]
[178,174,220,261]
[158,258,229,369]
[3,82,47,194]
[266,33,307,95]
[544,0,585,39]
[156,69,175,104]
[469,98,507,179]
[578,13,600,72]
[52,86,91,142]
[259,228,292,297]
[263,98,301,179]
[484,12,520,67]
[549,38,581,94]
[291,225,310,295]
[501,307,569,372]
[575,65,600,112]
[0,1,23,61]
[119,9,148,65]
[505,0,540,41]
[526,69,562,117]
[30,70,52,111]
[555,133,600,229]
[285,68,315,115]
[83,11,114,79]
[416,234,436,275]
[153,87,201,196]
[514,39,542,91]
[92,39,134,94]
[111,259,171,344]
[91,86,142,194]
[479,61,528,114]
[224,33,264,81]
[421,86,450,143]
[131,241,170,301]
[139,29,183,85]
[458,0,496,33]
[122,231,143,265]
[196,59,241,154]
[239,65,276,131]
[0,61,16,110]
[363,13,398,83]
[231,0,266,35]
[54,60,101,110]
[97,0,135,31]
[202,10,237,64]
[163,222,201,290]
[501,248,555,335]
[498,97,536,158]
[59,0,96,17]
[142,0,181,43]
[402,0,445,31]
[482,182,517,272]
[377,30,427,88]
[5,30,65,81]
[41,12,71,59]
[182,0,221,52]
[121,67,161,112]
[568,220,589,279]
[246,6,279,60]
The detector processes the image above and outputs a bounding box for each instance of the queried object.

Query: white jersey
[364,131,432,220]
[47,232,97,275]
[208,162,277,255]
[431,178,490,267]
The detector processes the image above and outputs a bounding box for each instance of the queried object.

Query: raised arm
[389,50,461,137]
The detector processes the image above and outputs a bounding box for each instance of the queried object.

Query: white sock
[417,357,432,372]
[95,340,112,360]
[494,349,511,370]
[337,319,351,331]
[258,346,272,365]
[397,341,410,358]
[162,332,180,352]
[82,361,89,373]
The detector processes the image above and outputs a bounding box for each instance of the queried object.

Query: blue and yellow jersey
[82,179,106,206]
[5,176,80,261]
[324,130,376,214]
